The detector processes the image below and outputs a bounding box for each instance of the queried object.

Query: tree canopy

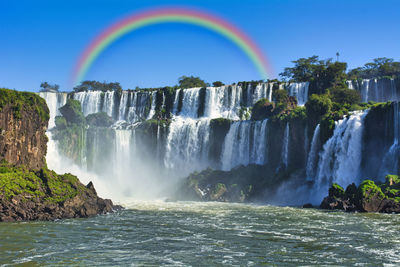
[348,58,400,79]
[212,81,224,87]
[39,82,60,92]
[73,81,122,93]
[178,76,207,89]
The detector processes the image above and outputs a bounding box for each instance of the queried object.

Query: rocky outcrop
[0,164,121,222]
[0,88,49,169]
[320,175,400,213]
[0,88,121,222]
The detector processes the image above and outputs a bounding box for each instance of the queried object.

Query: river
[1,201,399,266]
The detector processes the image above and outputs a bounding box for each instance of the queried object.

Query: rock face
[0,88,121,222]
[320,175,400,213]
[0,161,121,222]
[0,89,49,169]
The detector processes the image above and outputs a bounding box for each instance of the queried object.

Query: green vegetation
[0,88,49,122]
[329,183,345,199]
[59,99,86,125]
[86,112,113,127]
[348,58,400,79]
[280,56,347,93]
[55,116,67,129]
[329,175,400,205]
[251,98,274,121]
[359,180,385,201]
[178,76,208,88]
[39,82,59,92]
[212,81,224,87]
[54,100,88,164]
[305,94,333,123]
[0,162,86,203]
[73,80,122,95]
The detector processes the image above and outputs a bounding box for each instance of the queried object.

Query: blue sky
[1,0,399,92]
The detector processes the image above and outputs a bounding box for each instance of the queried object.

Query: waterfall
[360,79,370,102]
[73,91,103,116]
[172,89,181,115]
[351,78,399,103]
[103,91,115,117]
[179,88,201,117]
[115,129,132,184]
[164,117,211,174]
[251,119,269,165]
[281,123,290,168]
[315,111,368,196]
[391,79,397,101]
[38,92,67,128]
[221,119,269,171]
[287,82,309,106]
[347,80,354,90]
[379,102,400,176]
[204,85,242,119]
[118,91,129,121]
[147,91,157,120]
[306,124,320,180]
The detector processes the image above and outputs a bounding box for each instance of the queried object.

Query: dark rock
[320,176,400,213]
[0,89,49,169]
[302,203,313,208]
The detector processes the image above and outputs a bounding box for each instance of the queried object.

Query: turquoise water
[1,201,399,266]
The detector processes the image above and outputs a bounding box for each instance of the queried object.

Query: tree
[59,99,85,125]
[305,94,333,122]
[212,81,224,87]
[329,86,361,105]
[73,81,122,94]
[272,89,288,104]
[347,58,400,79]
[279,56,321,82]
[178,76,207,88]
[40,82,60,92]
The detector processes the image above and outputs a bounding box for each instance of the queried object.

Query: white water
[221,119,269,171]
[73,91,102,116]
[164,117,211,174]
[281,123,290,168]
[38,92,67,128]
[179,88,201,118]
[313,111,368,201]
[287,82,309,106]
[306,124,320,180]
[348,78,399,103]
[379,102,400,176]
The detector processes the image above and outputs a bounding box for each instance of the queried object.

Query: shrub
[86,112,113,127]
[59,99,85,125]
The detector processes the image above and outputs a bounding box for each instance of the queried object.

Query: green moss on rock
[0,88,49,122]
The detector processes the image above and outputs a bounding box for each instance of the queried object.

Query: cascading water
[306,124,320,180]
[38,92,67,128]
[379,102,400,177]
[164,117,211,175]
[73,91,103,116]
[281,123,290,168]
[38,80,399,204]
[287,82,309,106]
[313,111,368,201]
[348,78,399,103]
[221,119,269,171]
[179,88,201,117]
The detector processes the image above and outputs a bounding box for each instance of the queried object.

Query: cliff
[0,89,49,169]
[0,88,120,222]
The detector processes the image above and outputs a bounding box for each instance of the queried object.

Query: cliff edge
[0,88,120,222]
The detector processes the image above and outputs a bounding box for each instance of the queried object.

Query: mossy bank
[0,88,120,222]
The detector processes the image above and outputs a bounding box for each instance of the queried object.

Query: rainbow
[72,7,273,86]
